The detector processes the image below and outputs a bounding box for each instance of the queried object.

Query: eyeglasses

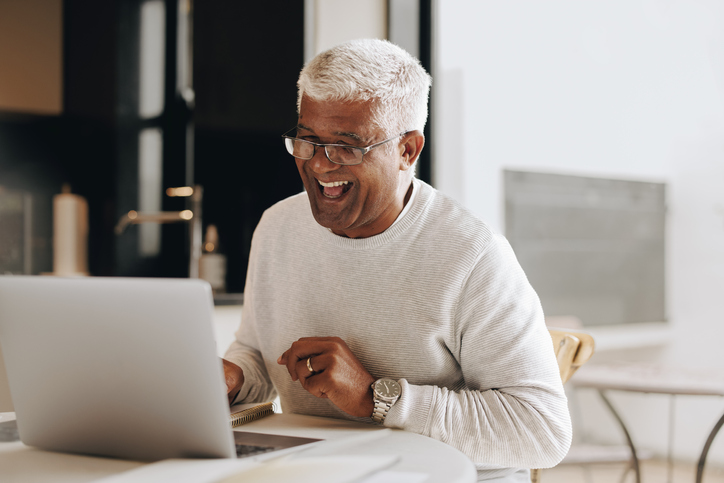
[282,127,406,166]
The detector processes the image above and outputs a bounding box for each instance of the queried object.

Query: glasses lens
[326,145,363,165]
[285,138,314,159]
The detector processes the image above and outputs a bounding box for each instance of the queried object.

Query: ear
[398,130,425,172]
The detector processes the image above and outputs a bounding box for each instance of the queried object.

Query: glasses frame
[282,127,407,166]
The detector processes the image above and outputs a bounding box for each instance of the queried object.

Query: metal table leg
[696,411,724,483]
[598,390,641,483]
[667,396,676,483]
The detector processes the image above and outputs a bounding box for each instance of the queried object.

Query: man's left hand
[277,337,376,418]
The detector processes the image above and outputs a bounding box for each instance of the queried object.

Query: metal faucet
[115,185,203,278]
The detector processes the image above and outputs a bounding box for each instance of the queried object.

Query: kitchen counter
[213,293,244,306]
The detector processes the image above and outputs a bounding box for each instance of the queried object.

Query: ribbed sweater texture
[225,178,572,481]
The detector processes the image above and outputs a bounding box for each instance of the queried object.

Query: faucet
[115,185,203,278]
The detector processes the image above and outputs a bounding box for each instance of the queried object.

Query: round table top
[571,363,724,396]
[0,411,477,483]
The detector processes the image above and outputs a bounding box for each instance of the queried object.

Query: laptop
[0,276,317,461]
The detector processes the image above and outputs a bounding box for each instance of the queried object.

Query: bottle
[198,224,227,294]
[53,184,89,276]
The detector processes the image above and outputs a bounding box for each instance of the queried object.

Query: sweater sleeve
[223,231,277,405]
[384,234,572,470]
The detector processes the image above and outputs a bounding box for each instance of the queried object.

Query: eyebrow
[297,124,364,143]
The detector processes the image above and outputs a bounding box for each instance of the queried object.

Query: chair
[530,328,595,483]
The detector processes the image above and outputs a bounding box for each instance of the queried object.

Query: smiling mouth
[318,179,352,199]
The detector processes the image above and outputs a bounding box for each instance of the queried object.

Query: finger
[277,346,302,380]
[284,340,328,381]
[298,352,333,391]
[297,357,311,380]
[297,354,319,385]
[300,368,331,399]
[221,358,243,404]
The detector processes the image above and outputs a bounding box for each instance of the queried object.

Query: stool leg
[618,465,634,483]
[666,396,676,483]
[696,411,724,483]
[599,390,641,483]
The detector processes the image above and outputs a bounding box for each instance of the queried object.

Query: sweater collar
[314,178,433,249]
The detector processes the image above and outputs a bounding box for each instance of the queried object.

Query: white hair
[297,39,432,137]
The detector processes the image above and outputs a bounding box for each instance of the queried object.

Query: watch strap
[371,399,393,424]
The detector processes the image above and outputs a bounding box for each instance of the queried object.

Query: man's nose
[307,146,340,173]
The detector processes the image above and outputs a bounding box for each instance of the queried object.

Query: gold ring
[306,356,315,374]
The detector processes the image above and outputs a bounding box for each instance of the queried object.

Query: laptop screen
[0,276,236,461]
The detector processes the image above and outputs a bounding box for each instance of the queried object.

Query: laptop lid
[0,276,236,461]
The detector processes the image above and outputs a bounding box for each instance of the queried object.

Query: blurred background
[1,0,723,480]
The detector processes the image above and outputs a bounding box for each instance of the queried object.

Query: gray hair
[297,39,432,137]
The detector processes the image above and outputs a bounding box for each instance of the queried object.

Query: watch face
[374,379,401,398]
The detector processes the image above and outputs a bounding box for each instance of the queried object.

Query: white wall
[435,0,724,465]
[305,0,387,61]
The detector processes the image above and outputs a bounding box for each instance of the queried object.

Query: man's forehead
[296,123,364,142]
[297,95,381,141]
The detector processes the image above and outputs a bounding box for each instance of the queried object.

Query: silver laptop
[0,276,237,461]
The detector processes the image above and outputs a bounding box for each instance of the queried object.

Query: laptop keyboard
[232,430,321,459]
[0,420,19,442]
[235,443,279,458]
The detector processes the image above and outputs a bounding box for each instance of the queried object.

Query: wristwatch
[371,378,401,424]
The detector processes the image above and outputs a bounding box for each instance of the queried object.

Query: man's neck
[330,178,415,239]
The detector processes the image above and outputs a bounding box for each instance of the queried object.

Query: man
[222,39,571,482]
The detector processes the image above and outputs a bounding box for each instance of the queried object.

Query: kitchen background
[0,0,307,293]
[2,0,724,475]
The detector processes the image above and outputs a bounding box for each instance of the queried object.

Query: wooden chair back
[530,328,595,483]
[548,329,595,384]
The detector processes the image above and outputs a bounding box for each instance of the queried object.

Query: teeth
[318,180,349,187]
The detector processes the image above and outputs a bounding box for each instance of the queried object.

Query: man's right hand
[222,358,244,405]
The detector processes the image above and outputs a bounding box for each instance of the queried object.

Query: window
[504,170,666,327]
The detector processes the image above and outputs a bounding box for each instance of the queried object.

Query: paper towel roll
[53,185,89,276]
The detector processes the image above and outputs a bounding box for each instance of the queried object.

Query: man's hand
[277,337,376,418]
[222,358,244,405]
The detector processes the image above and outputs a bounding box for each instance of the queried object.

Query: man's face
[294,96,411,239]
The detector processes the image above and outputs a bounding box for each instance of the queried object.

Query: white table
[0,411,476,483]
[571,363,724,483]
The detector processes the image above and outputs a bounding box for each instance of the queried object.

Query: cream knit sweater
[225,178,572,481]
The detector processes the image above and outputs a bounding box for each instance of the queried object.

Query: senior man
[222,39,571,482]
